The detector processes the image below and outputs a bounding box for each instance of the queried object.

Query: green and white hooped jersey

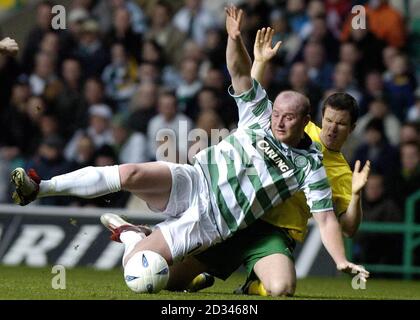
[193,79,333,239]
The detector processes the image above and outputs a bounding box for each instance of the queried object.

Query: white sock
[38,165,121,198]
[120,231,145,267]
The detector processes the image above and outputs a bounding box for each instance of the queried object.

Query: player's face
[320,106,354,151]
[271,102,309,147]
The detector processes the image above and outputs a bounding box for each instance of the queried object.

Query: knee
[120,164,144,188]
[264,280,296,297]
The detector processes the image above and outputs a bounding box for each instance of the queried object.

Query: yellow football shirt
[262,121,352,242]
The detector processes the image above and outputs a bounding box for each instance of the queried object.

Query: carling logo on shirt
[256,140,292,173]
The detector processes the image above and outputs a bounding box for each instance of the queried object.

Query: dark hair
[365,117,385,135]
[322,92,359,126]
[400,140,420,152]
[402,121,420,134]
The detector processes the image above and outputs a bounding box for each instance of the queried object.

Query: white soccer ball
[124,250,169,293]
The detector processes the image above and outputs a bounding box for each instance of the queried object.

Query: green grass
[0,265,420,300]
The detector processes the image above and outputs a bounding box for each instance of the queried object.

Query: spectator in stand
[127,81,158,135]
[338,42,363,87]
[21,0,53,73]
[173,0,219,47]
[359,70,390,116]
[147,91,193,162]
[283,62,322,119]
[203,27,226,69]
[353,172,402,267]
[388,141,420,214]
[25,135,74,206]
[384,54,416,121]
[139,39,165,66]
[329,62,362,104]
[0,76,31,158]
[345,25,386,77]
[146,1,187,66]
[352,118,399,175]
[104,7,143,61]
[176,59,202,113]
[72,134,95,168]
[54,58,86,140]
[188,109,229,162]
[65,8,90,48]
[105,7,142,58]
[324,0,352,39]
[304,15,340,63]
[81,77,112,115]
[352,99,401,147]
[111,114,148,164]
[137,61,161,84]
[185,86,216,123]
[268,9,301,66]
[64,104,114,162]
[29,52,59,97]
[302,40,333,90]
[285,0,309,40]
[39,112,61,141]
[73,19,110,78]
[341,0,406,48]
[94,0,148,35]
[101,43,138,112]
[399,122,419,144]
[0,39,20,105]
[407,88,420,123]
[39,32,62,69]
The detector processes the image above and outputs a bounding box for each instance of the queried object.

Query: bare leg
[166,257,208,291]
[253,254,296,296]
[123,229,173,265]
[38,162,173,212]
[119,162,172,211]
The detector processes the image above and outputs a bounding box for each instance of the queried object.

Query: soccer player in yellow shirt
[168,26,370,296]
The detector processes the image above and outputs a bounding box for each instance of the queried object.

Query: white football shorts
[155,161,222,263]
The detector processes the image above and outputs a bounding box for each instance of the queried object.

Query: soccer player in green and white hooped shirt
[10,6,368,292]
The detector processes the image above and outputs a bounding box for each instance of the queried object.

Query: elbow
[341,224,358,238]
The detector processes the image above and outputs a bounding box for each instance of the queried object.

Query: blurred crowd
[0,0,419,262]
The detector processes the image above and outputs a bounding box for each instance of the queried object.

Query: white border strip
[0,204,166,223]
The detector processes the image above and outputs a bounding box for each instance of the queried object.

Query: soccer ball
[124,250,169,293]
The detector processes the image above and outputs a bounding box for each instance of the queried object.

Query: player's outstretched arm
[340,160,371,238]
[313,210,370,281]
[0,37,19,56]
[225,5,252,95]
[251,27,281,83]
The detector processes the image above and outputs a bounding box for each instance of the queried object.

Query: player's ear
[303,114,311,126]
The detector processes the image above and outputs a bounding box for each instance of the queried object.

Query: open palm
[225,6,243,40]
[352,160,370,194]
[254,27,281,62]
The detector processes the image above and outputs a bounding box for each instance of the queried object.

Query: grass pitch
[0,265,419,300]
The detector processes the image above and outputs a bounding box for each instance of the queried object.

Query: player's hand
[352,160,370,195]
[0,37,19,57]
[337,261,370,282]
[225,5,243,40]
[254,27,282,62]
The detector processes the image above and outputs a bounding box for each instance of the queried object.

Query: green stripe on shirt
[312,198,333,211]
[308,177,330,191]
[207,148,238,232]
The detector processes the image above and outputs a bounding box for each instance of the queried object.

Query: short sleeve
[228,78,272,129]
[301,164,334,214]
